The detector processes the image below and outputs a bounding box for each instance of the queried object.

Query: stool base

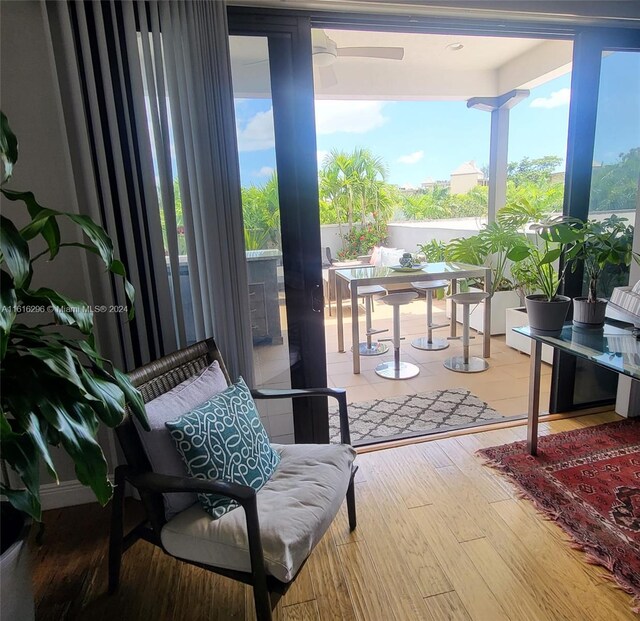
[443,356,489,373]
[412,337,449,351]
[375,360,420,380]
[355,342,389,356]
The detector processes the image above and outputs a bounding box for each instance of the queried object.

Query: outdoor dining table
[335,262,492,374]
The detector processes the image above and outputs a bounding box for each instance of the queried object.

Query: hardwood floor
[32,412,636,620]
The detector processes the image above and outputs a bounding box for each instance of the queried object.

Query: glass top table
[515,320,640,455]
[514,322,640,380]
[335,262,492,374]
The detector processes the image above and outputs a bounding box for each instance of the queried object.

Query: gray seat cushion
[160,443,356,583]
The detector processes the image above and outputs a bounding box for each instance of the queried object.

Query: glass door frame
[552,26,640,413]
[228,12,330,443]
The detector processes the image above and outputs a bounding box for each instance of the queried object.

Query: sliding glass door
[228,13,329,442]
[227,7,639,423]
[552,29,640,412]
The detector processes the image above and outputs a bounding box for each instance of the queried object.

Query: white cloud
[317,150,330,166]
[255,166,274,177]
[315,101,387,135]
[530,88,571,109]
[236,108,275,152]
[398,150,424,164]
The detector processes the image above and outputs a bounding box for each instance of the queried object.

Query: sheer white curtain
[46,0,254,382]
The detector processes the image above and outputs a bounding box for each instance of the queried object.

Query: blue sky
[233,51,638,188]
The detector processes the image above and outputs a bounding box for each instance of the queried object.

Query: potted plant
[0,113,149,618]
[444,221,529,334]
[565,215,639,329]
[520,216,582,336]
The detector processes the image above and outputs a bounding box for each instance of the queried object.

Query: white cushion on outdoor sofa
[160,443,356,583]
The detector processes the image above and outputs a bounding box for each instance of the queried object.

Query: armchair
[108,338,357,621]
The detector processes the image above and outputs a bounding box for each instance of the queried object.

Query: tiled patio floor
[323,297,552,418]
[254,295,552,443]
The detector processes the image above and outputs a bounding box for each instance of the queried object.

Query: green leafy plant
[336,220,388,260]
[417,239,446,263]
[510,250,544,299]
[445,221,529,295]
[522,216,582,301]
[0,112,149,520]
[565,215,639,303]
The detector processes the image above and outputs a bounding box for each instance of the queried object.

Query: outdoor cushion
[134,360,229,519]
[166,378,280,519]
[160,443,356,583]
[379,246,405,266]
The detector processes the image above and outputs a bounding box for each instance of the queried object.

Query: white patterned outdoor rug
[329,388,503,445]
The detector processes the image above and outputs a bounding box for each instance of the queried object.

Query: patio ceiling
[229,30,573,100]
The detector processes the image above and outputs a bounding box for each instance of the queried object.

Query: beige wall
[450,172,482,195]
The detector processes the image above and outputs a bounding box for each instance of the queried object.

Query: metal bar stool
[350,284,389,356]
[411,280,450,351]
[444,291,490,373]
[375,292,420,380]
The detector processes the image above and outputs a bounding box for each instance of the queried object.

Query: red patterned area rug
[478,419,640,610]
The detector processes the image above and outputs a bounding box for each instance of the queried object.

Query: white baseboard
[40,476,114,510]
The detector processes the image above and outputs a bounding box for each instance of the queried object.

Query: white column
[488,106,510,222]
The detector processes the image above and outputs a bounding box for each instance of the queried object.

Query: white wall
[387,219,483,253]
[320,224,344,258]
[0,1,112,494]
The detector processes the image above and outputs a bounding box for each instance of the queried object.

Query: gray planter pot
[524,294,571,337]
[572,297,608,329]
[0,503,34,621]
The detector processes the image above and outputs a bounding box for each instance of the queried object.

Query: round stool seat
[411,280,448,291]
[450,291,490,305]
[412,280,449,352]
[349,283,388,357]
[350,284,387,296]
[444,290,489,374]
[380,292,418,306]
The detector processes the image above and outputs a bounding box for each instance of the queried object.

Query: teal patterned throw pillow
[165,377,280,519]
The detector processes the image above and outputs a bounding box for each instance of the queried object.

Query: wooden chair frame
[108,338,357,621]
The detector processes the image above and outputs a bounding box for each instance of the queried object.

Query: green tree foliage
[590,147,640,213]
[241,173,281,250]
[318,148,394,228]
[400,155,565,221]
[318,148,398,258]
[507,155,562,187]
[158,179,187,255]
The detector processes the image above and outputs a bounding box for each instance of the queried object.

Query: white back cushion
[134,360,229,519]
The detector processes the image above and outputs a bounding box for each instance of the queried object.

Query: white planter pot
[1,505,34,621]
[505,307,554,364]
[446,288,521,335]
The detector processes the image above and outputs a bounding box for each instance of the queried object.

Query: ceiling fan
[312,29,404,88]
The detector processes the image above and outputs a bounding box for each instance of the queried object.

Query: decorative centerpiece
[399,252,415,267]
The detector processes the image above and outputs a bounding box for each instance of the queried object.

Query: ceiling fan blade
[318,65,338,89]
[337,47,404,60]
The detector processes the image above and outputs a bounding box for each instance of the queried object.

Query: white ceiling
[229,30,573,100]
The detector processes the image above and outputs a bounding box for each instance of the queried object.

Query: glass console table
[514,320,640,455]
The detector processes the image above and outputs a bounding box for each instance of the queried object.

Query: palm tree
[319,148,389,235]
